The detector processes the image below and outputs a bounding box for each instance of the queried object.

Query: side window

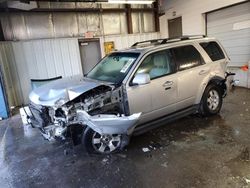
[200,42,225,61]
[136,50,175,80]
[170,45,204,71]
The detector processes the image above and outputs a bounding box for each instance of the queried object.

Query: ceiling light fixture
[108,0,154,4]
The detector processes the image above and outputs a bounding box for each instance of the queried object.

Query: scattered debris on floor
[244,178,250,184]
[149,141,163,150]
[102,158,108,163]
[161,162,168,168]
[101,157,110,165]
[142,147,150,152]
[196,131,205,137]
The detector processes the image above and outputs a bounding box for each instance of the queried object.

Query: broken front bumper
[20,105,141,140]
[76,110,141,135]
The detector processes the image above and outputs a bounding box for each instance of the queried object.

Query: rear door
[126,49,178,124]
[170,45,210,110]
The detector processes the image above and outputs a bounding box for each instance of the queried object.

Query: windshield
[87,52,140,84]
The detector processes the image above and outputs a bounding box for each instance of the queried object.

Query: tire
[199,84,223,116]
[82,127,122,154]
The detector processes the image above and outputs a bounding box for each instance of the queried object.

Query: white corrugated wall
[100,32,160,53]
[0,38,82,105]
[0,32,160,106]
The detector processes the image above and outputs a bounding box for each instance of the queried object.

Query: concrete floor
[0,87,250,188]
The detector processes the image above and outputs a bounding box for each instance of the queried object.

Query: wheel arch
[67,123,86,145]
[195,76,226,104]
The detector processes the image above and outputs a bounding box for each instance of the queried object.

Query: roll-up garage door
[206,2,250,87]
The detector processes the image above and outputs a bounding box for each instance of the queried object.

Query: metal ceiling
[0,0,155,11]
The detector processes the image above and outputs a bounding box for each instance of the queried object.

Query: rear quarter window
[200,42,225,61]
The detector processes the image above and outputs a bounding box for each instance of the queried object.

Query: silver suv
[27,35,232,154]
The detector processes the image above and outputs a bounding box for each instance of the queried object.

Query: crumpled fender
[29,75,113,107]
[76,110,141,135]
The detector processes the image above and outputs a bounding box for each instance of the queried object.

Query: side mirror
[132,73,151,85]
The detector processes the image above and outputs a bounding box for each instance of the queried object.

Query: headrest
[154,55,166,67]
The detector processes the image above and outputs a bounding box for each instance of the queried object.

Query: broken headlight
[55,98,66,108]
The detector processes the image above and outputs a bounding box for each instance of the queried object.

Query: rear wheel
[82,127,122,154]
[200,84,223,116]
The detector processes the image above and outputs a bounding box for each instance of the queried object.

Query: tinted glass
[136,50,175,79]
[87,52,139,84]
[200,42,225,61]
[170,45,204,71]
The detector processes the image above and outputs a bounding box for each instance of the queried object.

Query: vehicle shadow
[127,114,222,153]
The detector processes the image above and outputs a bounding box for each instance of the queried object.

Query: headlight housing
[55,98,66,108]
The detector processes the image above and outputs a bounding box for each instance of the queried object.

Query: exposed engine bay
[27,83,140,143]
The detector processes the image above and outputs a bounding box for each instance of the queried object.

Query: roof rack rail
[131,39,165,47]
[131,35,207,47]
[161,35,206,44]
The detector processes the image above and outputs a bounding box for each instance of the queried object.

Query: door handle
[163,81,173,87]
[199,70,208,75]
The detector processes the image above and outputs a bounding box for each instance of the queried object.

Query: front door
[79,39,102,74]
[126,49,177,124]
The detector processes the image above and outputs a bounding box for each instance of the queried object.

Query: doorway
[79,39,102,74]
[0,20,5,41]
[168,17,183,38]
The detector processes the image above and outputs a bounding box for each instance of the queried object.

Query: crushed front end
[25,80,140,144]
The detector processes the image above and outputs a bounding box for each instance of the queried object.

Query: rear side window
[200,42,225,61]
[170,45,204,71]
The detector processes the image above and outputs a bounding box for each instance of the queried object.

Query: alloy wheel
[92,132,121,154]
[207,89,220,111]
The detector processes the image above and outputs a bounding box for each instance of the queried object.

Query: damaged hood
[29,75,113,107]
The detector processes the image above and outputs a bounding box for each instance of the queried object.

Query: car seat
[149,54,170,78]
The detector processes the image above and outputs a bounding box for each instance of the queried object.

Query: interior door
[79,40,102,74]
[126,49,177,124]
[0,20,4,41]
[168,17,182,38]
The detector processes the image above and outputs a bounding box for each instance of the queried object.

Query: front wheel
[200,84,223,116]
[82,127,122,154]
